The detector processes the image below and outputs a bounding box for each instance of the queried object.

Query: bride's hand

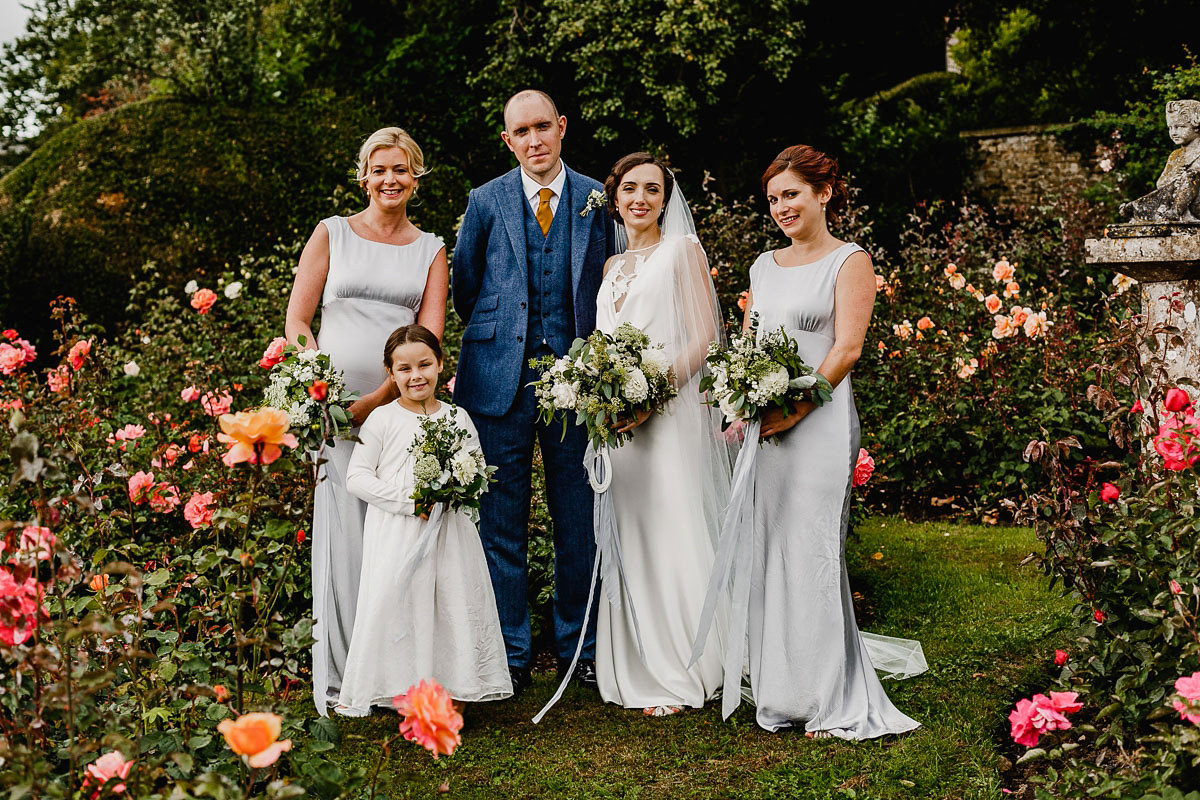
[615,406,654,434]
[760,400,815,438]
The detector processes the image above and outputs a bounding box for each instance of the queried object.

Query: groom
[452,89,612,695]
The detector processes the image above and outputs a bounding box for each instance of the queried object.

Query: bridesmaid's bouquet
[530,323,677,448]
[700,316,833,429]
[261,335,359,450]
[409,412,496,517]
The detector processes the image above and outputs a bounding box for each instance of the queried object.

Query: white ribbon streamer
[533,442,647,723]
[391,503,447,640]
[689,419,761,719]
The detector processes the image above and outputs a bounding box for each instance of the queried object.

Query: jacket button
[517,335,524,342]
[544,269,551,275]
[520,301,527,308]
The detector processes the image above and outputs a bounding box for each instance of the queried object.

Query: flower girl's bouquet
[261,337,359,451]
[530,323,677,449]
[699,317,833,430]
[409,412,496,518]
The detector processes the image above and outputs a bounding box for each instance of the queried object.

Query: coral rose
[149,484,181,513]
[183,491,215,529]
[259,337,288,369]
[1100,482,1120,503]
[217,408,299,466]
[737,290,749,311]
[948,273,966,290]
[84,750,133,794]
[394,679,463,758]
[916,316,934,331]
[47,366,70,393]
[992,259,1015,283]
[1003,281,1020,299]
[89,574,110,592]
[852,448,875,487]
[308,380,329,401]
[180,385,201,403]
[68,339,92,370]
[200,391,233,417]
[217,712,293,768]
[190,288,218,314]
[991,315,1019,339]
[127,471,156,504]
[983,293,1002,314]
[0,344,24,376]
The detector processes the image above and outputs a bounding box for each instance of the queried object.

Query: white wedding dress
[594,235,729,709]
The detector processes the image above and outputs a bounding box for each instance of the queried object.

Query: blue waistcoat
[524,186,575,356]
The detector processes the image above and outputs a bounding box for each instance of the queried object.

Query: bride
[593,153,732,716]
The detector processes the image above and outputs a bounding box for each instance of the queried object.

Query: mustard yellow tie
[536,187,554,235]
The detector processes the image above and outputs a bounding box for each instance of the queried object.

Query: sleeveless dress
[337,402,511,714]
[594,237,726,709]
[311,215,444,714]
[747,242,923,738]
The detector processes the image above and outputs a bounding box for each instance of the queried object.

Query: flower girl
[336,325,512,715]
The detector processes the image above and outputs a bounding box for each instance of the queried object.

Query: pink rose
[1023,311,1051,338]
[85,751,133,795]
[183,491,215,529]
[1054,649,1069,666]
[1009,692,1079,748]
[993,259,1015,283]
[115,424,146,442]
[47,366,70,393]
[0,344,24,376]
[200,391,233,417]
[1155,408,1200,470]
[1009,306,1031,327]
[127,471,156,504]
[180,385,201,403]
[259,336,288,369]
[190,288,218,314]
[991,314,1019,339]
[1165,388,1192,412]
[1172,580,1184,594]
[984,293,1002,314]
[68,339,91,370]
[1131,399,1144,413]
[150,443,183,468]
[20,526,56,561]
[1045,691,1083,714]
[1100,482,1120,503]
[15,338,35,365]
[1173,672,1200,725]
[853,448,875,487]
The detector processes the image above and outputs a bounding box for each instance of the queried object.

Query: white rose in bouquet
[623,368,649,403]
[750,366,790,404]
[451,448,480,484]
[639,348,670,380]
[718,393,743,422]
[551,381,579,410]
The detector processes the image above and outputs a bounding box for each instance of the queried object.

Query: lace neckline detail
[604,251,653,313]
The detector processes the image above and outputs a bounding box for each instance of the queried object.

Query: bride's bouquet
[409,412,496,517]
[261,336,359,450]
[700,315,833,429]
[530,323,677,449]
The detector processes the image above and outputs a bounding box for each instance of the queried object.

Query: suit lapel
[565,167,589,293]
[497,168,528,273]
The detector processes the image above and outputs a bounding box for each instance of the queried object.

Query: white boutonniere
[580,189,607,218]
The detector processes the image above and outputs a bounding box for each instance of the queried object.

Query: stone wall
[962,124,1102,206]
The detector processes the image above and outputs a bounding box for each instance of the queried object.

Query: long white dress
[337,401,512,714]
[747,242,923,738]
[311,216,444,713]
[594,236,728,710]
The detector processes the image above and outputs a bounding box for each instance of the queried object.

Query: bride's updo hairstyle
[382,324,443,370]
[604,152,675,226]
[761,144,849,225]
[355,127,431,188]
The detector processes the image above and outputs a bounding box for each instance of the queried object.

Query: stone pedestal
[1086,224,1200,385]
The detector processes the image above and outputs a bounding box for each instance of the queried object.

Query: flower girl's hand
[760,400,815,438]
[615,406,654,434]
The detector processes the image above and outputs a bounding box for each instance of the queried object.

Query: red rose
[1094,609,1106,623]
[308,380,329,401]
[1100,483,1120,503]
[1131,400,1144,413]
[296,529,307,544]
[1054,649,1069,666]
[1165,388,1191,412]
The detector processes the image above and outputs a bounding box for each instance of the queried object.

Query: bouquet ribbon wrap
[690,418,761,719]
[391,502,448,639]
[533,442,647,723]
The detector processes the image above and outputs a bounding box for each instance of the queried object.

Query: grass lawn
[311,517,1074,799]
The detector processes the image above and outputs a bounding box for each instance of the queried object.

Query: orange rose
[89,574,110,592]
[217,408,299,467]
[190,289,218,314]
[217,712,293,768]
[916,316,934,331]
[394,679,463,758]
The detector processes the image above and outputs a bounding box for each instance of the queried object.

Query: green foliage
[1020,314,1200,794]
[0,95,383,343]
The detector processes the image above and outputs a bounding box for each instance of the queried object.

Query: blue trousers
[472,354,597,669]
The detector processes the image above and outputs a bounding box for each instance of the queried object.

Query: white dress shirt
[520,163,568,216]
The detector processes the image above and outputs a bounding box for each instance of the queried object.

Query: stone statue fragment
[1120,100,1200,223]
